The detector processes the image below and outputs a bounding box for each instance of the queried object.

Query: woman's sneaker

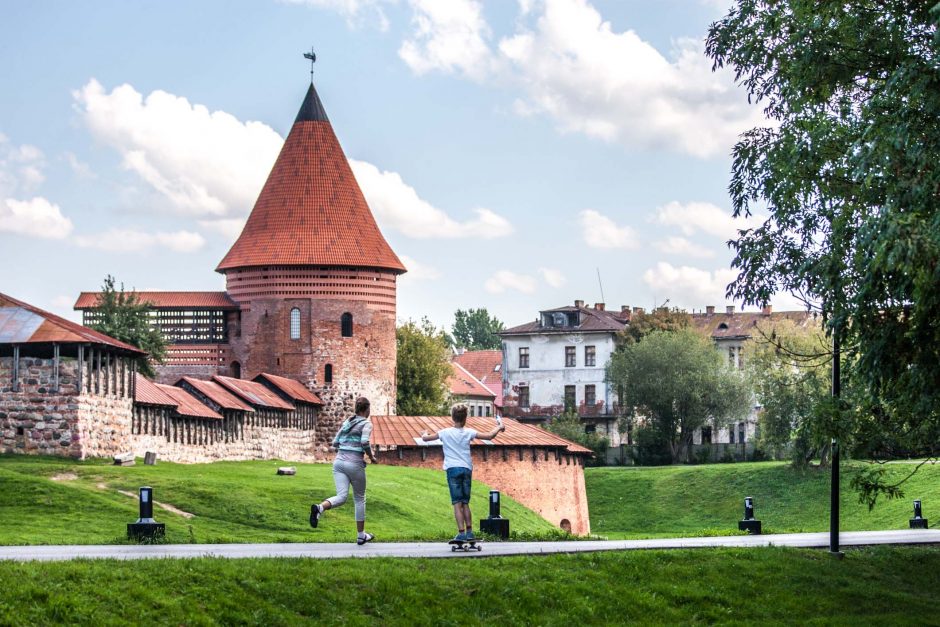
[309,504,322,528]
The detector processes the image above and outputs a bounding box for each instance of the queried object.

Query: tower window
[290,308,301,340]
[341,312,353,337]
[324,364,333,384]
[230,361,241,379]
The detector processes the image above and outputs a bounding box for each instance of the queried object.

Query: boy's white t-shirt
[438,426,478,470]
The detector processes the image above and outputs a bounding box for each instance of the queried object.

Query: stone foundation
[377,446,591,535]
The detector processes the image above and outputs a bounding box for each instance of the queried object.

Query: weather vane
[303,47,317,83]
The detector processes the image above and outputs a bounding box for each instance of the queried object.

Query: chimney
[594,302,605,311]
[633,307,645,315]
[706,305,715,315]
[762,305,773,315]
[726,305,735,315]
[574,299,585,308]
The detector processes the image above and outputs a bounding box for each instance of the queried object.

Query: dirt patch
[50,472,78,482]
[116,489,195,519]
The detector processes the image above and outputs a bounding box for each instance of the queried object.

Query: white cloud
[73,79,283,217]
[350,158,513,238]
[484,270,537,294]
[279,0,390,29]
[74,228,205,253]
[64,152,96,179]
[0,134,46,196]
[653,200,763,240]
[398,0,496,81]
[579,209,638,249]
[398,254,442,281]
[654,236,715,258]
[496,0,763,158]
[539,266,566,287]
[642,261,738,309]
[198,217,247,240]
[0,197,73,239]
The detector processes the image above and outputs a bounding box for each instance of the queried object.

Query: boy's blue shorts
[446,467,472,504]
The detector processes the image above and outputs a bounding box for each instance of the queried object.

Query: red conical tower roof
[216,83,406,274]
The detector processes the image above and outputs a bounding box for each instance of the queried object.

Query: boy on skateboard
[421,404,505,543]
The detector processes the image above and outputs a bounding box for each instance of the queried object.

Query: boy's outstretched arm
[421,430,440,442]
[475,417,506,441]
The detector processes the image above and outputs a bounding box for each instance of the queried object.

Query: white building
[499,300,629,445]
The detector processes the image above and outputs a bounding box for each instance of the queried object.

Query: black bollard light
[127,486,166,541]
[738,495,762,534]
[479,490,510,539]
[910,499,929,529]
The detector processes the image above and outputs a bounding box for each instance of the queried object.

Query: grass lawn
[0,455,555,545]
[587,461,940,538]
[0,546,938,625]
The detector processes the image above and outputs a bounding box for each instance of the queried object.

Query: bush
[633,425,672,466]
[543,411,610,466]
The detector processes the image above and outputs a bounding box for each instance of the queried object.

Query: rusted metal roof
[178,377,255,412]
[156,383,223,420]
[74,291,236,310]
[691,310,818,340]
[370,415,592,455]
[449,362,495,400]
[0,292,145,354]
[254,373,323,405]
[216,83,405,274]
[212,375,295,410]
[134,373,177,407]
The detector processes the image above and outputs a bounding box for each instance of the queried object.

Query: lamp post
[830,327,842,556]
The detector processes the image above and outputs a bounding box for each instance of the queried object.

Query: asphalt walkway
[2,529,939,562]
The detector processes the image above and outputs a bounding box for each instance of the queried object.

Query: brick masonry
[377,447,591,536]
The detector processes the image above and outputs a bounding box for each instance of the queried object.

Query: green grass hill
[0,455,554,545]
[587,461,940,538]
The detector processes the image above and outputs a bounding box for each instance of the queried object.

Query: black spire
[294,82,330,124]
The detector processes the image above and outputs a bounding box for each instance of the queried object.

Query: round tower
[216,81,406,448]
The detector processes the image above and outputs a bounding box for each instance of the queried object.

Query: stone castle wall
[377,446,591,535]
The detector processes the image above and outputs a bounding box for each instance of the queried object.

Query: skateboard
[449,539,483,552]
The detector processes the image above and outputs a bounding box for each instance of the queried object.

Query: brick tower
[216,81,406,449]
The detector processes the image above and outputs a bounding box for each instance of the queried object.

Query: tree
[542,410,609,465]
[707,1,940,499]
[452,308,504,351]
[396,318,452,416]
[608,328,751,463]
[89,275,167,378]
[617,307,691,346]
[744,319,832,465]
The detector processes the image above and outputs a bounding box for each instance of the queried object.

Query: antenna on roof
[596,267,606,303]
[303,47,317,83]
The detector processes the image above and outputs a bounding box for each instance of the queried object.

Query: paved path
[2,529,939,562]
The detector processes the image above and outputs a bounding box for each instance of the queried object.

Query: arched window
[290,308,301,340]
[341,312,353,337]
[230,361,241,379]
[324,363,333,384]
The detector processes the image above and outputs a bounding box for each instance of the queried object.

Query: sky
[0,0,803,332]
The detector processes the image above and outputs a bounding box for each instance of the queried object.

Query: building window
[584,423,596,433]
[584,384,596,407]
[564,385,576,412]
[519,347,529,369]
[728,347,736,368]
[290,308,301,340]
[518,385,530,408]
[565,346,576,367]
[341,312,353,337]
[738,422,746,443]
[324,364,333,384]
[470,405,475,417]
[702,426,712,444]
[485,405,491,417]
[585,345,596,367]
[729,426,735,443]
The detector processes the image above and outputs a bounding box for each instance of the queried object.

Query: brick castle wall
[377,447,591,536]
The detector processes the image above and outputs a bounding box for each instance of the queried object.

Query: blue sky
[0,0,800,331]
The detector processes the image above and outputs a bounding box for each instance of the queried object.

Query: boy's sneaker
[452,531,467,543]
[464,530,476,542]
[309,504,322,528]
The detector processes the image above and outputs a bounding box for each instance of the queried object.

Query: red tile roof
[254,373,323,405]
[0,292,145,354]
[691,310,818,340]
[216,83,405,274]
[134,373,177,407]
[74,291,236,310]
[155,383,223,420]
[448,362,495,400]
[453,350,502,384]
[212,376,295,410]
[178,377,255,412]
[370,415,592,455]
